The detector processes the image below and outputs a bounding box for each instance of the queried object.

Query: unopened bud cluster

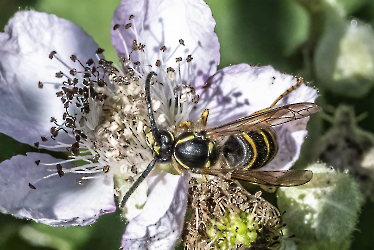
[184,177,282,250]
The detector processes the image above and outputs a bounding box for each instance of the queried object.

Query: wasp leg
[179,121,191,128]
[200,109,209,127]
[270,77,304,108]
[250,77,304,116]
[120,158,157,208]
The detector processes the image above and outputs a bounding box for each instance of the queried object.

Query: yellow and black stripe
[222,128,278,169]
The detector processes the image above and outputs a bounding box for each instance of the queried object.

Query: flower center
[31,15,199,195]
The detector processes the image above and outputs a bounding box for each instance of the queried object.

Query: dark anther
[56,164,64,177]
[138,43,145,50]
[131,165,137,174]
[132,40,138,51]
[155,60,161,67]
[69,69,76,76]
[186,55,193,62]
[98,79,105,87]
[179,39,185,46]
[35,160,40,166]
[125,23,132,29]
[129,15,135,20]
[96,48,105,54]
[192,95,199,104]
[38,81,43,89]
[176,57,182,62]
[103,165,110,173]
[71,142,80,156]
[92,66,97,74]
[160,46,167,52]
[99,59,106,65]
[56,91,63,97]
[62,87,69,93]
[29,183,36,189]
[113,24,120,30]
[49,51,57,59]
[41,136,48,142]
[71,87,78,95]
[80,133,87,140]
[70,55,77,62]
[65,118,75,128]
[76,134,81,142]
[82,79,89,86]
[84,73,91,78]
[34,142,39,149]
[55,71,64,78]
[51,127,59,137]
[86,58,94,66]
[167,67,175,73]
[50,117,57,122]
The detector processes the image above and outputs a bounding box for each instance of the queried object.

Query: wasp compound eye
[157,130,174,162]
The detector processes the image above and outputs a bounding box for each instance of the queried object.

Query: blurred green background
[1,0,374,249]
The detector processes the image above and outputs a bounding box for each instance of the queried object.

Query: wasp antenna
[145,71,160,145]
[120,158,157,208]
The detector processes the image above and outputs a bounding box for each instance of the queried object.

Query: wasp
[120,71,321,208]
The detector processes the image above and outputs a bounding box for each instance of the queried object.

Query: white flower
[0,0,318,249]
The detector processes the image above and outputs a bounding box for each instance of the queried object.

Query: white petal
[112,0,219,87]
[192,64,318,170]
[121,171,189,249]
[0,10,100,148]
[0,153,115,226]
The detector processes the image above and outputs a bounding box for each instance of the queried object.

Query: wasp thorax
[174,132,219,169]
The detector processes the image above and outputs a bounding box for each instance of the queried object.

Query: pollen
[31,14,200,205]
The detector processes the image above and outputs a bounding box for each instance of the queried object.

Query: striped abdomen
[222,128,278,169]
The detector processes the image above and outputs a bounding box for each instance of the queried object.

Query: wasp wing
[206,103,321,137]
[197,169,313,186]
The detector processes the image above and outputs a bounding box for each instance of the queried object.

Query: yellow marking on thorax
[243,133,257,169]
[175,157,189,169]
[208,142,214,154]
